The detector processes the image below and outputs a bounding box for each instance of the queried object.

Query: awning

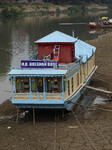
[8,69,68,77]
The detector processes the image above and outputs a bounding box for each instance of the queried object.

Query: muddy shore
[0,32,112,150]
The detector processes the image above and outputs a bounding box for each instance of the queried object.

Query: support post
[11,77,13,100]
[62,110,64,118]
[29,77,32,100]
[16,108,19,123]
[33,108,35,125]
[62,76,64,101]
[37,92,39,100]
[43,77,46,100]
[14,77,16,93]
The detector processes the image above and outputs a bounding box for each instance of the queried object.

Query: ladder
[53,45,60,61]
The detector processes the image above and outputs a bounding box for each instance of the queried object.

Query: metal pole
[62,77,64,101]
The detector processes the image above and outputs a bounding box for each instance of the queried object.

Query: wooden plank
[86,86,112,94]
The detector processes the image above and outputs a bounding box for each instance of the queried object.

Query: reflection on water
[0,11,112,103]
[88,28,112,35]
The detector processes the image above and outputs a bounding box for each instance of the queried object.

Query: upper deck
[9,57,81,78]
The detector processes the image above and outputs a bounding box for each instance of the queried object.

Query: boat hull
[88,23,112,28]
[64,65,97,111]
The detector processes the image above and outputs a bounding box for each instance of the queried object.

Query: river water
[0,11,112,104]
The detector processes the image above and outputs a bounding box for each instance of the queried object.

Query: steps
[53,45,60,61]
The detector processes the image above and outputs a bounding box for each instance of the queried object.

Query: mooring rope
[72,102,111,149]
[81,72,112,85]
[96,72,112,77]
[69,101,112,112]
[71,109,97,150]
[70,100,112,149]
[91,119,111,149]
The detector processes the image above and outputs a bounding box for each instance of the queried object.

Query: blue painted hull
[16,104,65,109]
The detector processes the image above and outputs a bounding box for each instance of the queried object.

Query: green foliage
[89,7,99,12]
[43,4,48,9]
[1,7,9,17]
[1,6,23,17]
[81,5,86,12]
[68,5,80,13]
[43,0,112,5]
[108,4,112,10]
[56,7,60,13]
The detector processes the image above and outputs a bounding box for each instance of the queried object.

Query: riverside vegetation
[0,3,91,18]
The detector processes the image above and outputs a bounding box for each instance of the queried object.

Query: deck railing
[29,52,38,60]
[13,92,62,100]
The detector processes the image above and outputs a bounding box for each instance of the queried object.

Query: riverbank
[0,3,84,17]
[0,32,112,150]
[0,3,109,17]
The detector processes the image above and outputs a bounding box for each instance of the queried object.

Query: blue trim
[66,68,80,80]
[62,77,64,101]
[9,74,65,77]
[37,92,39,100]
[14,77,16,93]
[67,61,80,73]
[11,77,13,100]
[12,99,64,104]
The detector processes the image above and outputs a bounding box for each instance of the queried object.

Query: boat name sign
[21,60,58,69]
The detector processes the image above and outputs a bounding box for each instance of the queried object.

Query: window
[37,77,43,92]
[46,77,62,93]
[16,77,29,93]
[72,77,74,92]
[77,73,79,87]
[31,77,36,92]
[68,80,70,95]
[80,70,82,84]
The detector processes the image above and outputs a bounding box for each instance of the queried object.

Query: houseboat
[8,31,97,111]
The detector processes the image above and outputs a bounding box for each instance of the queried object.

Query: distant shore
[0,3,109,18]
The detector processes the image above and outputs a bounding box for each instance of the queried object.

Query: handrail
[29,52,38,60]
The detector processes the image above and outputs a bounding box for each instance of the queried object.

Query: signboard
[21,60,58,69]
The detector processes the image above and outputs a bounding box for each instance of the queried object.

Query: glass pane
[46,77,62,93]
